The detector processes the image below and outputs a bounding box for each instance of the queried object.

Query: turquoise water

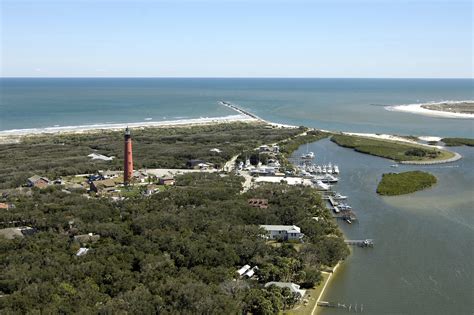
[1,78,473,314]
[1,78,473,137]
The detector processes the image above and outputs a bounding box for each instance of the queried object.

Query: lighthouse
[124,127,133,184]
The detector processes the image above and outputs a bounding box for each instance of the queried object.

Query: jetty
[219,101,264,121]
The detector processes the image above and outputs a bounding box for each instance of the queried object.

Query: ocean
[1,78,473,314]
[0,78,473,137]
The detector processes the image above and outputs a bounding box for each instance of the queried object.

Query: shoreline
[0,115,261,144]
[386,101,474,119]
[340,131,462,164]
[311,263,341,315]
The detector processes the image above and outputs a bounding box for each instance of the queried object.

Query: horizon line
[1,76,473,80]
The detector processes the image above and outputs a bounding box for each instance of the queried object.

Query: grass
[283,272,330,315]
[331,134,455,162]
[441,137,474,147]
[376,171,437,196]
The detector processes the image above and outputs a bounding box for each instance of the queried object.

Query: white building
[264,282,306,299]
[260,225,304,241]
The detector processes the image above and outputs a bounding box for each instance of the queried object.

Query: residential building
[260,225,304,241]
[264,282,306,299]
[27,175,50,189]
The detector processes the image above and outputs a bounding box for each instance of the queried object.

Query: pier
[219,101,263,121]
[318,301,364,312]
[327,196,358,222]
[344,239,374,247]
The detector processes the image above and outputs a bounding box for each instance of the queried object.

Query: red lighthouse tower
[124,127,133,184]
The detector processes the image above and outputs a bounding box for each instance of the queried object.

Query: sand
[386,101,474,119]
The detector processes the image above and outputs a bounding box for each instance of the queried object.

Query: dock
[344,239,374,247]
[327,196,357,222]
[318,301,364,312]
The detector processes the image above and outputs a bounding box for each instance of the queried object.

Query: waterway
[293,139,473,314]
[1,78,472,313]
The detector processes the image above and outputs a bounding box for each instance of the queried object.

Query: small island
[376,171,437,196]
[330,134,457,163]
[441,137,474,147]
[421,101,474,115]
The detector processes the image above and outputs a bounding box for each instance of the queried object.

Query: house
[236,265,259,279]
[144,184,160,196]
[27,175,50,189]
[248,198,269,209]
[260,225,304,241]
[74,233,100,244]
[76,247,90,256]
[243,266,259,278]
[0,226,36,240]
[0,203,14,210]
[186,159,205,169]
[236,265,251,277]
[264,282,306,299]
[99,170,120,179]
[88,174,104,182]
[158,178,175,186]
[89,179,117,193]
[133,170,149,183]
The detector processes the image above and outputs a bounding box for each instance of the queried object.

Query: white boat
[339,204,352,210]
[334,193,347,200]
[301,151,315,159]
[312,179,330,191]
[390,164,399,168]
[333,165,340,174]
[320,174,339,183]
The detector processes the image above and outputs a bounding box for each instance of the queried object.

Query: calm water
[0,78,473,314]
[295,140,473,315]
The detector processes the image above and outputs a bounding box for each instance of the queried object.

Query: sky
[0,0,472,78]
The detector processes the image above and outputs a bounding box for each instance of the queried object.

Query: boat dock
[344,239,374,247]
[327,196,358,223]
[318,301,364,312]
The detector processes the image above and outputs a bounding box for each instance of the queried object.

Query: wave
[0,114,253,136]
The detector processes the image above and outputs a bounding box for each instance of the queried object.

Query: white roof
[76,248,90,256]
[260,225,301,233]
[237,264,251,276]
[264,282,306,297]
[244,266,259,278]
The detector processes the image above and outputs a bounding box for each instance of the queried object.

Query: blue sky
[1,0,472,78]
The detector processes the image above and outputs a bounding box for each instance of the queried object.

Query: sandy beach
[0,114,259,144]
[386,101,474,119]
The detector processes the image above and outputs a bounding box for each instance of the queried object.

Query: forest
[0,123,306,189]
[0,173,348,314]
[0,123,347,313]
